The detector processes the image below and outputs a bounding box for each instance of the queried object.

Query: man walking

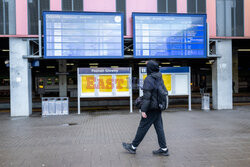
[122,60,169,156]
[199,75,206,95]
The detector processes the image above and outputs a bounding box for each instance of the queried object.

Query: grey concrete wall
[9,38,32,116]
[212,39,233,110]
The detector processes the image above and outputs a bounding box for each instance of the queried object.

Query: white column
[212,39,233,110]
[9,38,32,116]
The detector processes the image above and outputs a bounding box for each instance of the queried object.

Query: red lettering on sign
[86,76,95,89]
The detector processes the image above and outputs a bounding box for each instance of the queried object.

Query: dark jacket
[141,60,165,113]
[199,79,206,89]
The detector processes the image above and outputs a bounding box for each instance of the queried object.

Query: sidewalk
[0,106,250,167]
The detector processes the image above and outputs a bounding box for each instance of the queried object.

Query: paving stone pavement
[0,106,250,167]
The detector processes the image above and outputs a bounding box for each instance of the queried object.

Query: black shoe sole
[152,152,169,156]
[122,143,136,154]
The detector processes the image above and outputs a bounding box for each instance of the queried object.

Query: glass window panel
[235,0,244,36]
[62,0,72,11]
[225,0,233,36]
[7,0,16,35]
[216,0,244,37]
[167,0,176,13]
[0,1,3,34]
[188,0,206,13]
[73,0,83,11]
[157,0,166,13]
[116,0,126,35]
[62,0,83,11]
[40,0,49,35]
[4,0,8,34]
[28,0,38,35]
[158,0,176,13]
[187,0,196,13]
[40,0,49,19]
[216,0,225,36]
[28,0,50,35]
[0,0,15,35]
[197,0,206,13]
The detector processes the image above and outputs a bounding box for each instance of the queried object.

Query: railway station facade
[0,0,250,116]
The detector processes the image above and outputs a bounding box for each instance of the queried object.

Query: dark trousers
[132,111,167,148]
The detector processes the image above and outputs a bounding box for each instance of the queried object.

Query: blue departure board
[43,11,124,59]
[133,13,207,58]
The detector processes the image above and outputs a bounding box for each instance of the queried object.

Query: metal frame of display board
[77,67,133,114]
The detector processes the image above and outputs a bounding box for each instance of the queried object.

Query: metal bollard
[201,93,210,110]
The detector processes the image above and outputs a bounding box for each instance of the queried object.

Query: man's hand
[141,112,147,118]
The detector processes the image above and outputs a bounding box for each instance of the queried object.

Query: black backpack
[155,78,169,111]
[135,96,143,109]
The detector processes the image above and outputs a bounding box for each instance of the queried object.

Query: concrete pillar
[59,60,67,97]
[232,50,239,93]
[212,39,233,110]
[9,38,32,116]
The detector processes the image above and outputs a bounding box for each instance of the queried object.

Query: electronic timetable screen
[133,13,207,58]
[43,11,124,59]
